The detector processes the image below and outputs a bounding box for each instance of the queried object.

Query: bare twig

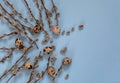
[0,45,33,80]
[6,58,30,83]
[0,13,27,35]
[51,0,59,26]
[0,3,29,30]
[34,0,41,23]
[0,47,15,63]
[0,0,75,83]
[33,55,51,83]
[0,31,18,39]
[0,13,39,49]
[23,0,39,24]
[4,0,29,23]
[33,0,51,44]
[52,65,63,81]
[27,51,42,83]
[40,0,51,28]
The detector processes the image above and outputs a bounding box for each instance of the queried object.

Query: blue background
[0,0,120,83]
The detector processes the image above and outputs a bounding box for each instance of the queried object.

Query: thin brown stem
[0,13,27,35]
[23,0,39,24]
[0,3,31,30]
[4,0,34,28]
[0,45,33,80]
[34,0,41,23]
[6,58,30,83]
[52,64,63,81]
[40,0,51,28]
[0,13,39,49]
[34,0,51,43]
[6,75,14,83]
[0,31,18,39]
[33,55,51,83]
[51,0,59,26]
[4,0,28,22]
[0,47,15,63]
[27,51,42,83]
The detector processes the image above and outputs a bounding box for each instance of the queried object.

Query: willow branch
[4,0,28,22]
[51,0,59,26]
[34,0,51,44]
[0,31,18,39]
[33,55,51,83]
[6,58,30,83]
[23,0,39,24]
[0,3,31,30]
[27,51,42,83]
[52,65,63,81]
[40,0,51,28]
[0,45,33,80]
[0,13,39,49]
[0,13,27,35]
[0,47,15,63]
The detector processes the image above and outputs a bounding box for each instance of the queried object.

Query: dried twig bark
[0,13,39,49]
[0,45,33,80]
[4,0,29,23]
[0,3,30,30]
[6,58,30,83]
[0,13,27,35]
[27,51,42,83]
[23,0,39,24]
[0,31,18,39]
[0,0,77,82]
[51,0,59,26]
[40,0,51,28]
[33,55,51,83]
[0,47,15,63]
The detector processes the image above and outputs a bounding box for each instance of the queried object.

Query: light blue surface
[0,0,120,83]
